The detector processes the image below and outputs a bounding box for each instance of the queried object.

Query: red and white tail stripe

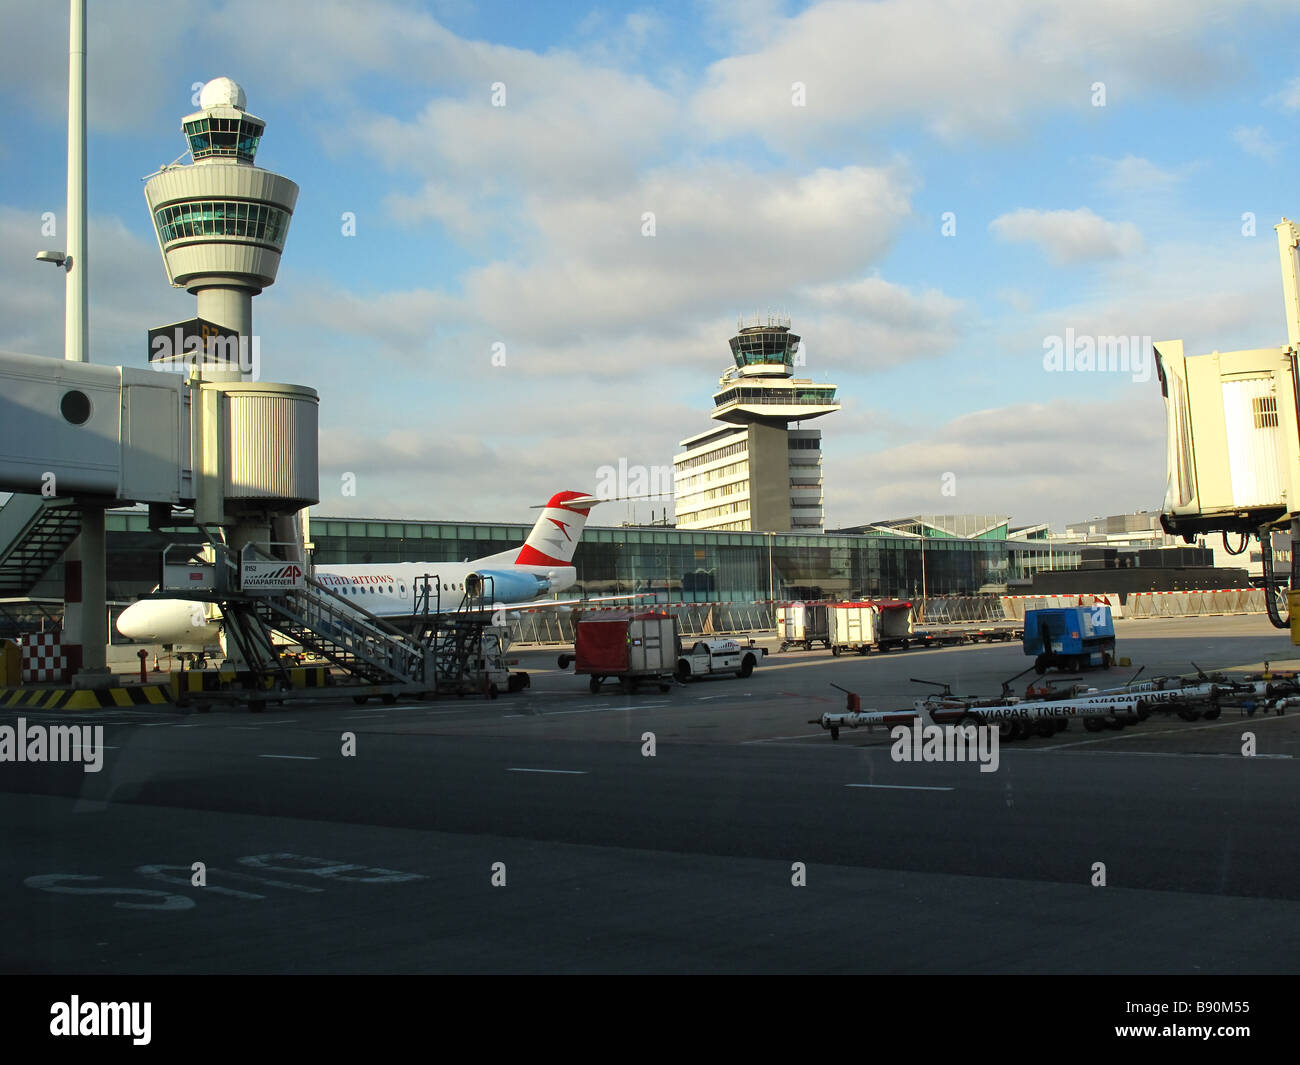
[514,491,595,567]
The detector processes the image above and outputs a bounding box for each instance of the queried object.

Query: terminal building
[673,316,839,532]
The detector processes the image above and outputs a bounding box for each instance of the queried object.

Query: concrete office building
[674,317,839,532]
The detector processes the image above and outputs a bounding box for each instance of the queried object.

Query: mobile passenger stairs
[156,544,511,709]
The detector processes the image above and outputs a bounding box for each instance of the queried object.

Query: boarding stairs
[0,495,82,595]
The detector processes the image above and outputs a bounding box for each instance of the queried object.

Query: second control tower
[674,316,839,531]
[144,77,298,376]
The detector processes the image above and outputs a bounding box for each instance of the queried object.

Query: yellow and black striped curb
[169,666,329,697]
[0,685,173,710]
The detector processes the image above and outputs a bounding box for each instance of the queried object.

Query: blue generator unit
[1023,605,1116,673]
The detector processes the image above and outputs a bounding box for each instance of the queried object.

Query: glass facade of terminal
[74,513,1068,606]
[306,519,1010,601]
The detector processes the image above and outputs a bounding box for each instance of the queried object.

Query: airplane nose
[115,602,149,640]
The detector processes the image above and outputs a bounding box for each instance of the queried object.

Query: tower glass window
[183,116,264,163]
[154,201,290,248]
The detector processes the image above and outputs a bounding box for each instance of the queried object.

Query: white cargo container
[828,600,914,656]
[777,601,830,651]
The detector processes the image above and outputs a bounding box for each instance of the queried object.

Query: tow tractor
[675,637,767,681]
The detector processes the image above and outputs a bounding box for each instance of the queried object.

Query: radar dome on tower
[199,77,246,111]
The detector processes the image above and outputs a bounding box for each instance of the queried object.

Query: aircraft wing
[496,592,659,615]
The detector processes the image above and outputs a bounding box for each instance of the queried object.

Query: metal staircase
[0,495,82,595]
[155,549,502,697]
[248,577,434,687]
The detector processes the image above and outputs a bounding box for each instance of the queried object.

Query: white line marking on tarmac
[845,783,954,791]
[540,707,617,716]
[507,767,587,775]
[1035,714,1292,751]
[259,755,319,760]
[1023,748,1292,760]
[139,722,175,727]
[743,733,825,743]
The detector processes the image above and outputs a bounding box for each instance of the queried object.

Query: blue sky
[2,0,1299,528]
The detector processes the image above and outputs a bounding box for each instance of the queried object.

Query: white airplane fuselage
[116,491,594,648]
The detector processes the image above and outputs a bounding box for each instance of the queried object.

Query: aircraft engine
[465,570,551,603]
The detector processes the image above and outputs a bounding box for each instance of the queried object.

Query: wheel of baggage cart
[659,682,671,693]
[1202,706,1221,720]
[1177,707,1200,721]
[1101,653,1112,670]
[831,646,841,657]
[589,675,602,694]
[1034,655,1046,675]
[352,695,369,705]
[1083,717,1105,732]
[998,720,1021,742]
[803,641,812,651]
[959,713,982,728]
[856,645,867,655]
[1035,720,1056,738]
[557,654,571,669]
[381,693,397,705]
[675,661,691,682]
[487,683,499,700]
[901,640,910,651]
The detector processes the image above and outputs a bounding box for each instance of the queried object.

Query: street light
[35,250,72,270]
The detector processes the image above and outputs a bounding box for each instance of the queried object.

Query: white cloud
[989,207,1144,265]
[690,0,1247,147]
[1098,155,1185,195]
[1232,125,1279,162]
[825,393,1167,529]
[1268,75,1300,111]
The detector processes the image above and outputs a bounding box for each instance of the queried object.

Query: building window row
[675,460,748,491]
[674,440,747,471]
[154,200,289,246]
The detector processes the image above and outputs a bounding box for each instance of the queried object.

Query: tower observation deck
[675,315,840,532]
[144,77,299,375]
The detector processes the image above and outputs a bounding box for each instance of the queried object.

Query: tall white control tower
[144,77,298,376]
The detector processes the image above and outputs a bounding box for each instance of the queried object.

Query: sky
[1,0,1298,531]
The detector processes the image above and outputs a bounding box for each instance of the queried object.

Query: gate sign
[148,317,240,364]
[241,560,305,592]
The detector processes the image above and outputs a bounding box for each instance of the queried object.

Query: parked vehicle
[676,637,767,681]
[1023,605,1116,673]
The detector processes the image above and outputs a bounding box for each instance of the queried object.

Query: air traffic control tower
[674,316,840,532]
[144,77,298,375]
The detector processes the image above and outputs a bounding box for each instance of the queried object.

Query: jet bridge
[1155,219,1300,630]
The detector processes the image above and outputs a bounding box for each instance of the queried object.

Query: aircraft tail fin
[512,491,596,566]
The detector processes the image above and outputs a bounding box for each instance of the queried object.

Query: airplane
[116,490,612,654]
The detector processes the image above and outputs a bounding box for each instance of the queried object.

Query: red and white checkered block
[20,632,69,684]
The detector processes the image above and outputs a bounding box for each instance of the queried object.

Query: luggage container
[777,601,830,651]
[568,610,679,693]
[827,600,914,655]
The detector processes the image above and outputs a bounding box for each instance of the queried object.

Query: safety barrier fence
[509,589,1270,646]
[509,602,778,645]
